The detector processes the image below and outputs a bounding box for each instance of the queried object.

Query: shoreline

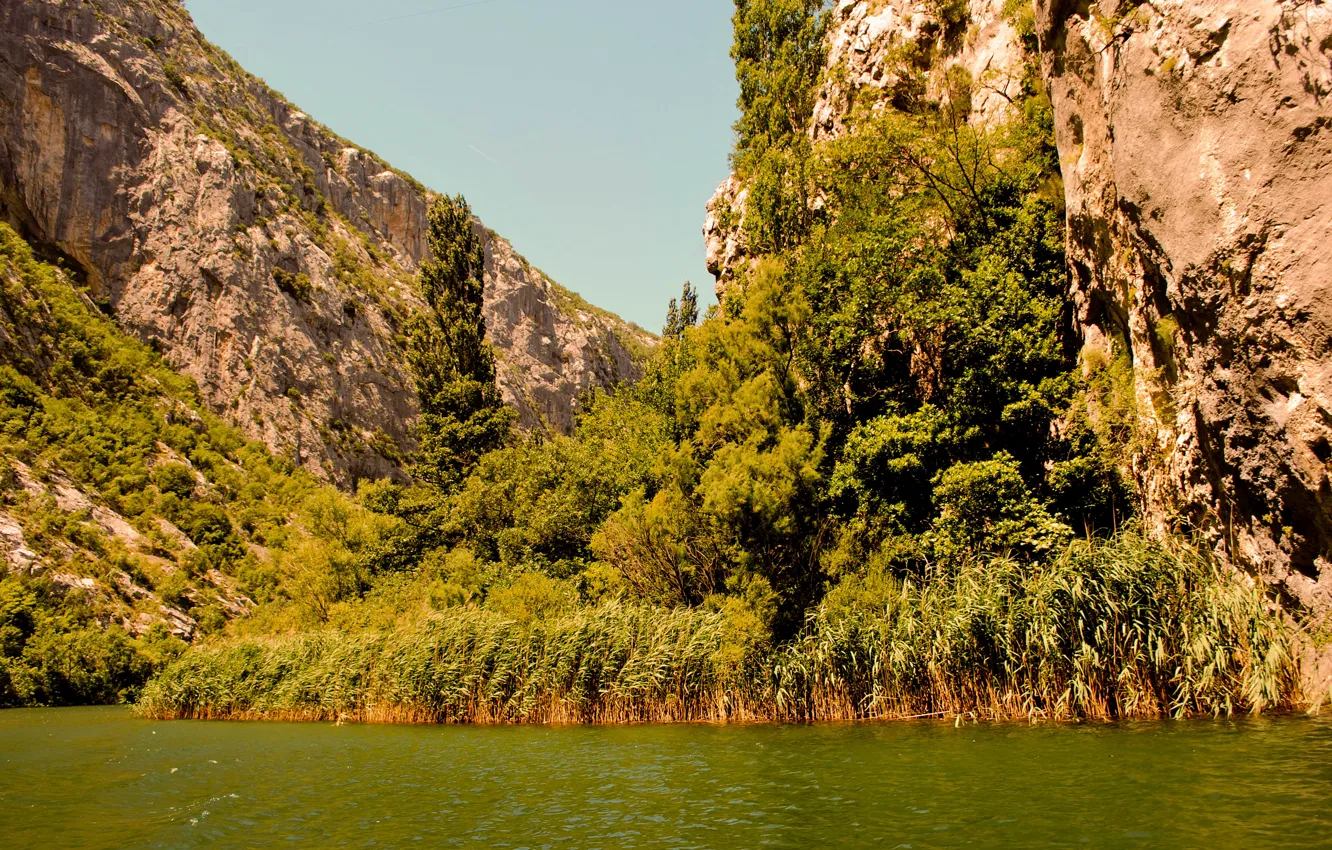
[135,699,1320,727]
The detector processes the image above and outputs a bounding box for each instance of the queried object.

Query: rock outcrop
[810,0,1024,140]
[705,0,1332,619]
[0,0,653,487]
[1035,0,1332,614]
[702,175,747,295]
[704,0,1026,298]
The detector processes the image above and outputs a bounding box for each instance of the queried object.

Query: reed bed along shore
[137,536,1306,724]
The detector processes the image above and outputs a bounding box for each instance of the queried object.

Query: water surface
[2,707,1329,848]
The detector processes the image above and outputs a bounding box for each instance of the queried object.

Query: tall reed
[137,533,1303,724]
[137,604,751,724]
[770,534,1300,721]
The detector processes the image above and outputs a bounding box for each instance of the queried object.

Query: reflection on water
[2,707,1330,849]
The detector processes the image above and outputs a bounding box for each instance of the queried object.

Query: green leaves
[731,0,829,157]
[928,453,1072,561]
[0,574,169,708]
[662,281,700,340]
[406,195,514,490]
[731,0,829,253]
[443,393,670,575]
[413,379,514,491]
[829,405,946,526]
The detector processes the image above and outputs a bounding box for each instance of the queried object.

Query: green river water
[1,707,1329,849]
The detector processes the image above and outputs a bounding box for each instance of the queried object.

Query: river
[2,707,1330,848]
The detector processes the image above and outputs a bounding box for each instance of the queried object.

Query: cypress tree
[406,194,514,490]
[662,281,700,339]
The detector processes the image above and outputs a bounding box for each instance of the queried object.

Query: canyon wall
[0,0,652,487]
[1036,0,1332,615]
[706,0,1332,618]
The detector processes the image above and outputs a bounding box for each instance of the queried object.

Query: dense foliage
[6,0,1306,719]
[0,223,400,706]
[729,0,828,255]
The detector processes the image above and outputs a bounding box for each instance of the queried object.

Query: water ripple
[1,709,1330,849]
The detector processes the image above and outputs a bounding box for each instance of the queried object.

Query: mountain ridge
[0,0,654,487]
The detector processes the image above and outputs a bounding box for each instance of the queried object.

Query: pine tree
[406,195,514,490]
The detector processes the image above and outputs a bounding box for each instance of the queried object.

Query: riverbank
[136,541,1309,725]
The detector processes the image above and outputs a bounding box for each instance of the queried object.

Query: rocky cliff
[706,0,1332,618]
[1035,0,1332,617]
[0,0,653,488]
[705,0,1027,295]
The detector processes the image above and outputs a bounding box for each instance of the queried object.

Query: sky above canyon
[187,0,739,330]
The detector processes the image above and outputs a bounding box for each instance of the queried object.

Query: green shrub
[152,462,196,499]
[273,268,313,303]
[486,573,573,625]
[0,573,167,707]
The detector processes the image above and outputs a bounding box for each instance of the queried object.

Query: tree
[662,281,700,340]
[731,0,829,158]
[730,0,830,254]
[406,195,514,491]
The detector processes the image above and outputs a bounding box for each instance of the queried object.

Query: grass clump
[782,532,1298,721]
[138,603,742,724]
[272,268,313,303]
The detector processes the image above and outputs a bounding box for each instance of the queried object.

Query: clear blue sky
[186,0,738,330]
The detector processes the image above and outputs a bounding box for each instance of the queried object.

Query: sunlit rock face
[1036,0,1332,614]
[0,0,653,486]
[705,0,1024,300]
[810,0,1024,140]
[705,0,1332,617]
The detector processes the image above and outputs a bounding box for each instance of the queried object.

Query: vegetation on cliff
[136,0,1304,721]
[0,223,400,706]
[2,1,1307,718]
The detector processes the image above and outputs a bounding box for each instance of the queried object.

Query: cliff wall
[1036,0,1332,615]
[705,0,1332,618]
[0,0,652,487]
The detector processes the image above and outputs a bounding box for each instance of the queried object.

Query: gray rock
[0,0,653,487]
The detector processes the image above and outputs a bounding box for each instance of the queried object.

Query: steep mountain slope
[705,0,1332,618]
[0,0,653,488]
[0,217,485,705]
[0,221,283,702]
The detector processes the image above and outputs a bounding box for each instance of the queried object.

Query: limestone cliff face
[484,234,649,431]
[0,0,653,487]
[705,0,1332,616]
[705,0,1025,297]
[810,0,1024,138]
[1035,0,1332,614]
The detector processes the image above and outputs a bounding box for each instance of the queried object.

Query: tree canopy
[406,195,514,492]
